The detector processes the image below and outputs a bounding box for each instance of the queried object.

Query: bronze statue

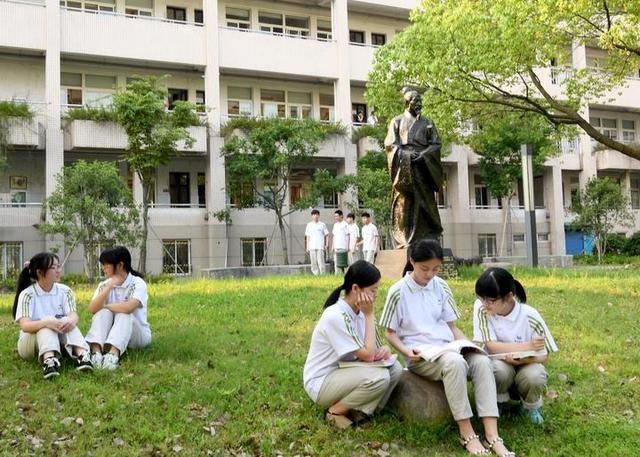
[384,89,444,249]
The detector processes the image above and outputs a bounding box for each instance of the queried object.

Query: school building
[1,0,640,276]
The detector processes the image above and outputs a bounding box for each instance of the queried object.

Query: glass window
[513,234,525,243]
[241,238,266,266]
[196,90,205,109]
[166,6,186,22]
[317,19,332,40]
[197,172,206,207]
[85,74,116,89]
[168,88,188,110]
[62,72,82,87]
[227,86,252,117]
[259,11,283,34]
[162,239,191,275]
[0,242,23,280]
[371,33,386,46]
[478,234,497,257]
[169,172,190,206]
[125,0,153,15]
[349,30,365,44]
[622,119,636,144]
[352,103,367,124]
[226,7,250,29]
[261,89,286,118]
[320,93,334,121]
[194,9,203,24]
[285,15,309,37]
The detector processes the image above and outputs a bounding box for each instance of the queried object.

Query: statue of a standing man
[384,89,444,249]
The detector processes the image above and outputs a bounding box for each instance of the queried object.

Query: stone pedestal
[374,249,407,280]
[388,370,451,422]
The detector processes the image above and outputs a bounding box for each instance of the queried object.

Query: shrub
[0,101,33,118]
[593,233,627,256]
[623,231,640,256]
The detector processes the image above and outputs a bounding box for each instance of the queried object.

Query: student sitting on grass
[85,246,151,370]
[303,260,402,429]
[13,252,93,379]
[473,267,558,425]
[380,240,514,457]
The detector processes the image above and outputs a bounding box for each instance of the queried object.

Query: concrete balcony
[0,0,46,53]
[596,148,640,171]
[0,203,42,227]
[219,27,338,79]
[60,8,206,67]
[6,117,42,148]
[349,44,376,82]
[149,207,207,226]
[65,120,207,153]
[317,134,354,158]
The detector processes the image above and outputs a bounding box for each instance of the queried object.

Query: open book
[338,354,398,369]
[487,349,547,361]
[413,340,486,363]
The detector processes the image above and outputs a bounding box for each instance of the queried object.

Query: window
[125,0,153,16]
[436,172,448,207]
[590,117,618,140]
[631,175,640,209]
[317,19,332,40]
[259,11,283,34]
[290,183,307,205]
[474,176,489,207]
[241,238,266,266]
[513,234,525,243]
[320,93,335,122]
[285,15,309,37]
[371,33,386,46]
[169,172,190,206]
[288,91,312,119]
[349,30,365,45]
[162,239,191,275]
[352,103,367,124]
[322,190,338,208]
[227,86,252,117]
[168,88,188,110]
[622,119,636,144]
[229,181,254,207]
[0,242,22,280]
[197,173,206,207]
[537,233,550,242]
[478,234,497,257]
[226,7,250,29]
[166,6,186,22]
[196,90,205,111]
[61,72,83,106]
[60,0,115,12]
[194,8,203,24]
[261,89,286,118]
[84,74,116,107]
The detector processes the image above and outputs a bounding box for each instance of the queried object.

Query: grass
[0,267,639,456]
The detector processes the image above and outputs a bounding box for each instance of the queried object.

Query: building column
[332,0,351,126]
[45,0,62,203]
[450,145,473,257]
[204,0,227,269]
[572,42,597,188]
[546,161,566,255]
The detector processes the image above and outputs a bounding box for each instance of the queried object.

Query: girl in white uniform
[473,267,558,425]
[380,240,514,457]
[85,246,151,370]
[13,252,92,379]
[303,260,402,429]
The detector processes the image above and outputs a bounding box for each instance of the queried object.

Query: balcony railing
[0,0,46,51]
[0,203,42,227]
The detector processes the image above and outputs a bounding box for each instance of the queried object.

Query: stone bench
[388,370,451,422]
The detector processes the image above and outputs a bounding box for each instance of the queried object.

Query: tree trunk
[139,176,150,274]
[83,241,97,281]
[276,210,289,265]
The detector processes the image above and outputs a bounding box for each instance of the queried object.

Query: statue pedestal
[374,249,407,280]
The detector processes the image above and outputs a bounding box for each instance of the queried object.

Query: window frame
[162,239,192,276]
[478,234,497,257]
[0,241,23,280]
[241,238,266,267]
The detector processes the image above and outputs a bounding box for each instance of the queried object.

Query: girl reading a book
[380,240,514,457]
[473,267,558,425]
[303,260,402,429]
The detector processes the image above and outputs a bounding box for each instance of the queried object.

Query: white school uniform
[361,223,379,252]
[347,223,360,251]
[379,273,461,354]
[332,220,349,251]
[472,299,558,353]
[305,221,329,250]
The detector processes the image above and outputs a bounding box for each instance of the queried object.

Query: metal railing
[219,25,336,43]
[61,6,203,27]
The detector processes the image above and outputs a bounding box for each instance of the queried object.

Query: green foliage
[622,231,640,256]
[64,106,118,123]
[366,0,640,160]
[351,124,387,149]
[39,160,140,280]
[0,101,34,175]
[220,116,345,138]
[594,233,627,255]
[569,177,633,263]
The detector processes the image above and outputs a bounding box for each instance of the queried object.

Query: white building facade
[1,0,639,276]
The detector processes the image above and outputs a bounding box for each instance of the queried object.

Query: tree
[569,177,633,263]
[221,117,347,265]
[367,0,640,160]
[467,113,557,255]
[39,160,140,280]
[113,76,200,274]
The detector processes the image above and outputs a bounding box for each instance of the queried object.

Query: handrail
[0,202,42,207]
[0,0,45,7]
[61,6,203,27]
[219,25,336,43]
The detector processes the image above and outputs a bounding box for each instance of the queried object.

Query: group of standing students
[304,240,558,457]
[12,246,151,379]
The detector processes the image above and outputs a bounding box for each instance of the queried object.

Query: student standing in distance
[346,213,360,266]
[473,267,558,425]
[331,210,350,276]
[360,212,379,264]
[305,209,329,275]
[380,240,514,457]
[303,260,402,429]
[13,252,93,379]
[85,246,151,370]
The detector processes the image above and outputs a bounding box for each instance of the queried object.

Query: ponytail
[12,266,33,318]
[322,260,381,309]
[401,260,413,276]
[12,252,59,318]
[475,267,528,303]
[323,284,346,309]
[513,279,527,303]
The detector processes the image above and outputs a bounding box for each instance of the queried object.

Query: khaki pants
[492,360,547,410]
[410,352,499,421]
[363,251,376,263]
[17,327,89,362]
[309,249,326,275]
[316,361,403,415]
[85,309,151,355]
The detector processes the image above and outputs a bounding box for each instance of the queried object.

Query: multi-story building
[1,0,639,276]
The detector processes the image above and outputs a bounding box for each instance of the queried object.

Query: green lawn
[0,267,638,456]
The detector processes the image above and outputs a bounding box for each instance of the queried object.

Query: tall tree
[367,0,640,160]
[221,118,347,265]
[39,160,140,280]
[570,176,633,263]
[113,76,200,274]
[467,113,557,255]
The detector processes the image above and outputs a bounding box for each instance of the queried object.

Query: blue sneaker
[521,407,544,424]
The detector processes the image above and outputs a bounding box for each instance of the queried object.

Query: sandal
[325,411,353,429]
[482,437,515,457]
[459,434,489,455]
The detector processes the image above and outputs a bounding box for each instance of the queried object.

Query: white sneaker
[101,353,119,370]
[90,352,103,369]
